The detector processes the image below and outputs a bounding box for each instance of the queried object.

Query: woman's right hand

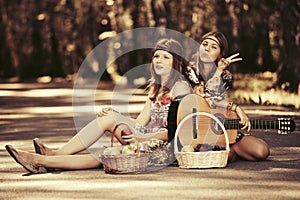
[217,53,243,72]
[96,107,112,117]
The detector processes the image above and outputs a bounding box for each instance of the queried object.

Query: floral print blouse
[135,94,173,134]
[182,62,233,108]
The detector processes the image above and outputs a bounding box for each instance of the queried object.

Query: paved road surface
[0,82,299,200]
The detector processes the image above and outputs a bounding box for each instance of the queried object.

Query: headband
[204,37,221,47]
[154,44,182,61]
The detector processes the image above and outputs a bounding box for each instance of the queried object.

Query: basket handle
[110,124,119,147]
[174,112,229,153]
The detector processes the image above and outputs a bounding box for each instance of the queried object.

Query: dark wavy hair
[147,38,184,101]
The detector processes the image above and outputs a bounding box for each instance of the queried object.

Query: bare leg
[39,154,101,170]
[46,111,133,156]
[7,112,136,172]
[8,146,101,170]
[52,119,104,156]
[229,135,270,161]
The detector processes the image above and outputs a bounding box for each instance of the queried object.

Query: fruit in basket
[181,145,194,152]
[194,144,226,152]
[102,147,121,155]
[194,144,209,152]
[212,145,226,151]
[122,145,136,154]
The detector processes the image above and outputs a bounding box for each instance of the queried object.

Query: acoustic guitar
[168,94,295,148]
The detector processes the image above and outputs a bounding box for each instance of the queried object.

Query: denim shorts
[230,132,245,146]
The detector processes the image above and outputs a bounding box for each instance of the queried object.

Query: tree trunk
[275,0,300,93]
[190,1,204,42]
[0,1,20,79]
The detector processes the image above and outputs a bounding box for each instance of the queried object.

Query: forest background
[0,0,299,107]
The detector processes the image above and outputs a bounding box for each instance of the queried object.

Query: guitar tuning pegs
[278,130,289,135]
[278,117,294,134]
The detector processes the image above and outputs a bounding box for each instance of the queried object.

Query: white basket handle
[174,111,229,153]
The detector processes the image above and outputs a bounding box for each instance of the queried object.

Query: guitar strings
[182,118,280,130]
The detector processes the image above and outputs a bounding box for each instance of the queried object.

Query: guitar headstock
[277,118,296,134]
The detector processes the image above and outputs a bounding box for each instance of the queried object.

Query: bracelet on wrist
[231,104,238,112]
[226,102,233,110]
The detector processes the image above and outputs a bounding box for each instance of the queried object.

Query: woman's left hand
[218,53,243,71]
[235,106,251,133]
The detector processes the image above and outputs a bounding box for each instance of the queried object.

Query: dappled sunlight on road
[0,83,146,115]
[1,166,299,199]
[0,82,147,153]
[0,88,74,98]
[0,83,299,200]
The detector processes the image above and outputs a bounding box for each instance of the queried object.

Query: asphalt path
[0,82,299,200]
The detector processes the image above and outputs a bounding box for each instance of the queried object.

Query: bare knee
[255,143,270,160]
[231,136,270,161]
[96,110,115,127]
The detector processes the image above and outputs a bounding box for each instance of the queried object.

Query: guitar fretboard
[214,117,295,134]
[224,119,278,130]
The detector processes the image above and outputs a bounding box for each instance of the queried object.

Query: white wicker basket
[174,112,230,168]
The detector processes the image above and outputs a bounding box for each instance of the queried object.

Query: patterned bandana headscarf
[154,42,182,61]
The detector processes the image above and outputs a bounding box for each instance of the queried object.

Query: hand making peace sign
[218,53,243,71]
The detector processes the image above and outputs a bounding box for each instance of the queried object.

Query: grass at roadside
[228,72,300,109]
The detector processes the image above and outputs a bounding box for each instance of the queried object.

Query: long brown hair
[147,38,184,101]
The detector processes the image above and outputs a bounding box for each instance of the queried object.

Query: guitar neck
[224,119,279,130]
[220,117,295,134]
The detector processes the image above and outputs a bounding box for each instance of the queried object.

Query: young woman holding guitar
[180,32,270,162]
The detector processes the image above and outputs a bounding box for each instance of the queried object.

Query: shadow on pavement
[1,82,299,200]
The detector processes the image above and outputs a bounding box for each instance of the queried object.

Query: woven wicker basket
[100,152,149,174]
[100,122,149,174]
[174,112,229,168]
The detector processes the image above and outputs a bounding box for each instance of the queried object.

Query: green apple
[103,147,121,155]
[122,145,135,155]
[181,145,194,152]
